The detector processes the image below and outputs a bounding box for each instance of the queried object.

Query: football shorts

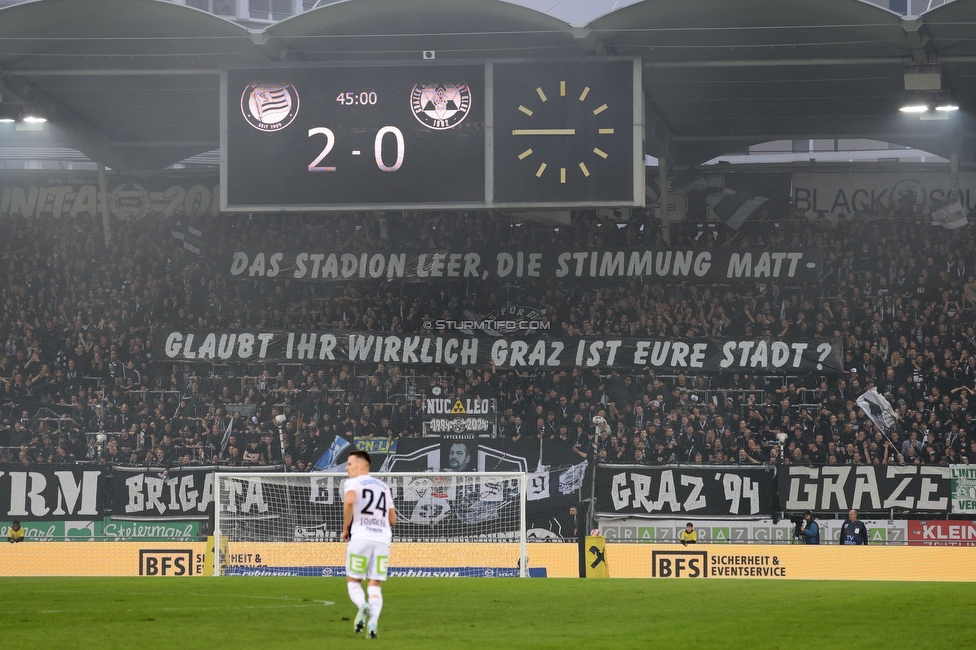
[346,538,390,581]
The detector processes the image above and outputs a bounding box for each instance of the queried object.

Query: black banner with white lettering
[0,465,105,521]
[594,465,776,518]
[422,398,498,436]
[154,330,844,372]
[225,247,822,283]
[777,465,951,513]
[108,465,278,521]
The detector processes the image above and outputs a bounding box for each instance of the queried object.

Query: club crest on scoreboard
[410,83,472,130]
[241,82,300,131]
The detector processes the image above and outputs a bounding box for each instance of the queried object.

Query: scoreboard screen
[221,59,642,211]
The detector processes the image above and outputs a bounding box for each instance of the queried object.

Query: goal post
[214,471,528,577]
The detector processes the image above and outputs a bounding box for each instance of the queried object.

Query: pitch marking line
[8,596,335,615]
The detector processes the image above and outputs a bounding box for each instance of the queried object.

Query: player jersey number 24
[346,475,394,544]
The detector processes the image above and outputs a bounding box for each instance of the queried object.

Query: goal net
[214,472,527,577]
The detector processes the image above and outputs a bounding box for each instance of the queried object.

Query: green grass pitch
[1,577,974,649]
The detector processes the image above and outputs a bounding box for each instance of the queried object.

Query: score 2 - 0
[307,126,405,173]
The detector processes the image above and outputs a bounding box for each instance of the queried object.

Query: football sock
[367,586,383,623]
[348,582,366,608]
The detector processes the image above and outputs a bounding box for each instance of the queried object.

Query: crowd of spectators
[2,206,976,471]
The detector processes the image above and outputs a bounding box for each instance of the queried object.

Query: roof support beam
[900,17,930,65]
[671,132,948,143]
[112,141,218,148]
[250,32,295,62]
[0,75,26,104]
[10,69,219,76]
[645,57,905,69]
[571,26,605,56]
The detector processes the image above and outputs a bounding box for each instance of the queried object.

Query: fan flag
[856,388,899,435]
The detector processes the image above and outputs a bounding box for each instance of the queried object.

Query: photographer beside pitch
[840,510,869,546]
[797,510,820,544]
[343,450,397,639]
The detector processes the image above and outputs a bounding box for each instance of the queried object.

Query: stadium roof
[1,0,975,171]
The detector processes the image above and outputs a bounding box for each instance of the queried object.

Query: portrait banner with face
[377,437,587,541]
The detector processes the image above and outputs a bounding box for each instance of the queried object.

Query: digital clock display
[224,64,486,210]
[336,91,378,106]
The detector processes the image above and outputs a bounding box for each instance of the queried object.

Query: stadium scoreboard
[221,59,643,212]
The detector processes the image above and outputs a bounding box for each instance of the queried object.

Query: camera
[788,513,806,539]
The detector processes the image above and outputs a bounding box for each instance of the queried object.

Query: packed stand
[1,208,976,470]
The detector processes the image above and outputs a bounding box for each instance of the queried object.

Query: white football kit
[345,474,394,581]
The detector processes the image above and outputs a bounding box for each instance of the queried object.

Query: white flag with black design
[856,388,899,435]
[219,415,233,459]
[558,461,588,495]
[930,196,969,230]
[527,471,550,501]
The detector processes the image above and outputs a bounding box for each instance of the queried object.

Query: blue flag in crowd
[314,436,351,470]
